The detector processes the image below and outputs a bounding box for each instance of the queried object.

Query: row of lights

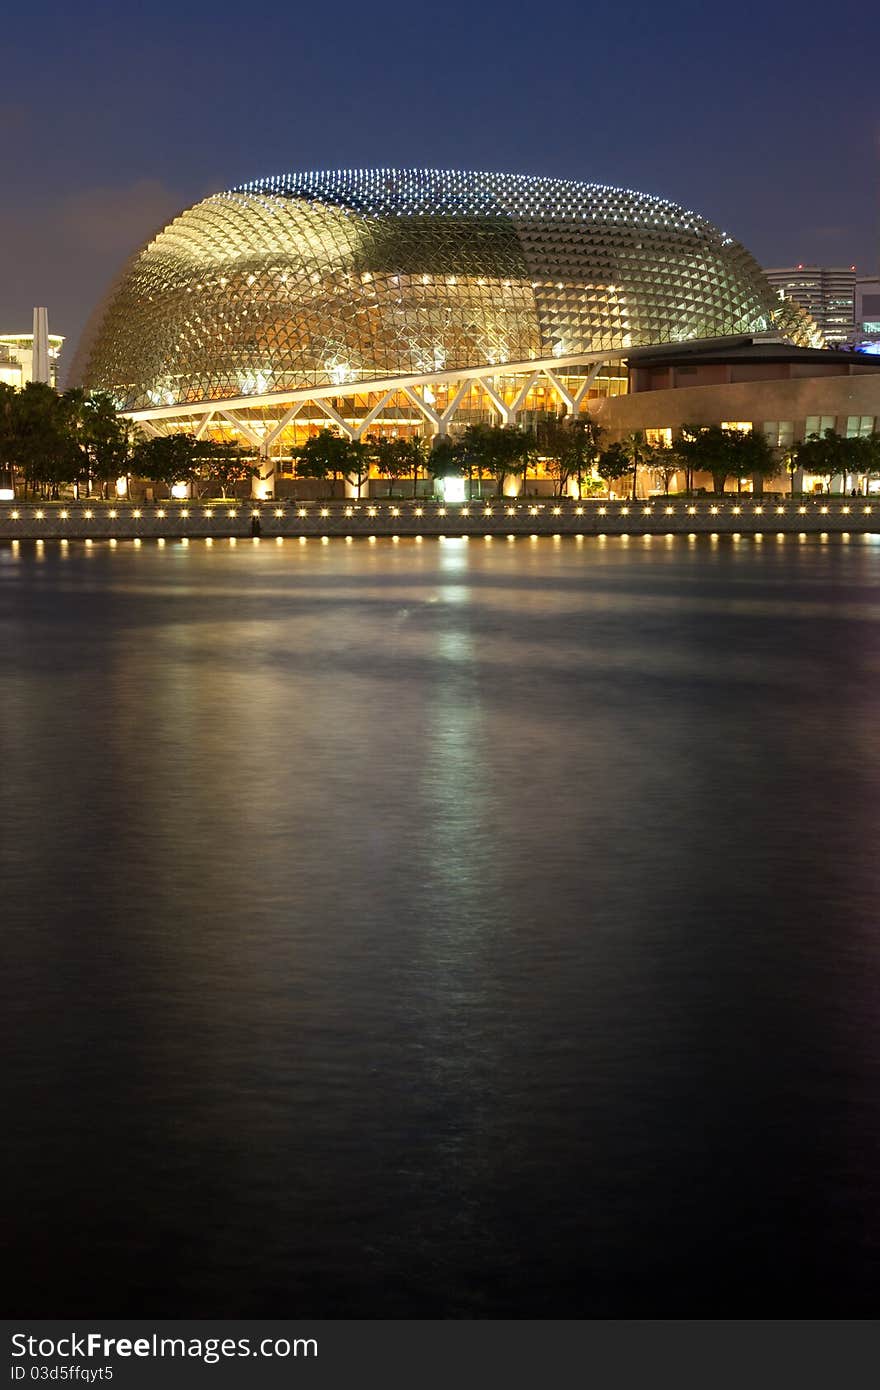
[4,502,871,523]
[10,531,860,552]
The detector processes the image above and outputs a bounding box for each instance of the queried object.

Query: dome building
[71,168,821,490]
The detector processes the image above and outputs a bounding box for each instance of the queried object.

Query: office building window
[846,415,874,438]
[763,422,793,447]
[645,427,672,447]
[804,415,836,438]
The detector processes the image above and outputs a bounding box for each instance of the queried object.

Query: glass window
[645,427,672,447]
[764,422,793,447]
[722,421,752,433]
[843,416,871,438]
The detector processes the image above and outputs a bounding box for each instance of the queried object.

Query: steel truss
[126,350,618,450]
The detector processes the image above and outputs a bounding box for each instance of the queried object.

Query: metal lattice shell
[73,169,821,410]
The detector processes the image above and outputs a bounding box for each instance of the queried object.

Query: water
[3,534,880,1316]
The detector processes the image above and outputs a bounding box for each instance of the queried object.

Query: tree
[859,432,880,494]
[293,429,356,498]
[0,386,136,500]
[0,384,17,491]
[671,425,780,496]
[596,441,630,495]
[650,445,678,495]
[453,423,535,498]
[64,390,135,498]
[783,446,800,497]
[538,413,604,496]
[8,382,76,498]
[193,439,258,498]
[342,439,371,499]
[672,425,734,495]
[492,425,537,499]
[793,428,852,495]
[404,436,427,498]
[617,431,655,501]
[730,428,778,496]
[427,435,460,482]
[132,433,200,494]
[369,436,409,497]
[362,435,427,497]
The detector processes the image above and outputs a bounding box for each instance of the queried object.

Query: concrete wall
[2,497,879,542]
[594,372,880,439]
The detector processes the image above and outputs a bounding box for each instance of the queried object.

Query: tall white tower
[32,306,50,385]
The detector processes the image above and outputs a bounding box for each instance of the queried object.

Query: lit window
[804,416,835,439]
[763,421,793,447]
[846,415,875,438]
[645,427,672,447]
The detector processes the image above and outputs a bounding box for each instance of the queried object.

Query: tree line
[2,381,877,499]
[0,382,257,499]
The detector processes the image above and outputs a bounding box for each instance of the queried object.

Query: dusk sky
[2,0,875,376]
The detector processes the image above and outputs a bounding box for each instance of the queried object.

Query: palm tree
[619,431,652,501]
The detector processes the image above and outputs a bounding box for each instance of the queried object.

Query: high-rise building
[853,276,880,347]
[763,265,856,345]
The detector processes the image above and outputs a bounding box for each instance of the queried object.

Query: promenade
[0,496,876,541]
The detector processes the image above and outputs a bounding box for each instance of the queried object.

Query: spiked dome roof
[73,169,820,411]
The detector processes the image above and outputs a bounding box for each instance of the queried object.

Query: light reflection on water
[3,536,880,1316]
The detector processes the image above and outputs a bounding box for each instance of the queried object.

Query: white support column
[401,385,442,432]
[507,370,540,422]
[541,369,576,413]
[314,399,355,438]
[193,410,216,441]
[475,374,514,424]
[219,409,264,448]
[439,379,472,434]
[261,402,303,450]
[571,361,604,409]
[353,390,395,440]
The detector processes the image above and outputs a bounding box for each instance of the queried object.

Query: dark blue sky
[1,0,875,368]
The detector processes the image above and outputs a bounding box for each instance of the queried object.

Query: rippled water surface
[3,534,880,1316]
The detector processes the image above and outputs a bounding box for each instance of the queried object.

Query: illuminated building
[852,276,880,349]
[595,338,880,494]
[764,265,856,346]
[71,169,821,494]
[0,324,63,390]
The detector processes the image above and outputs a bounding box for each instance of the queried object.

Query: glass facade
[74,169,821,413]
